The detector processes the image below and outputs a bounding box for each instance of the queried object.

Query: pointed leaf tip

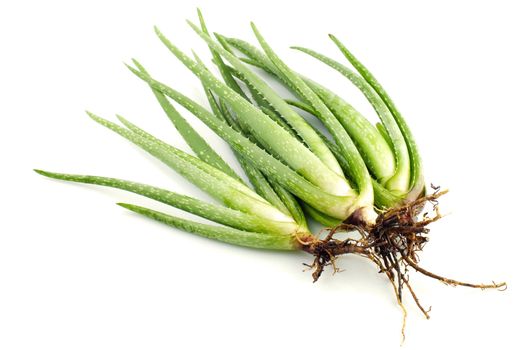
[34,169,61,179]
[130,59,147,74]
[154,26,166,40]
[85,110,97,119]
[116,202,134,210]
[115,114,127,124]
[117,203,146,215]
[328,34,342,44]
[186,19,199,31]
[125,62,141,75]
[86,111,107,125]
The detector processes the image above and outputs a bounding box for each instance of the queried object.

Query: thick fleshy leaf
[35,170,299,235]
[127,65,356,219]
[88,111,293,222]
[118,203,296,250]
[328,34,424,199]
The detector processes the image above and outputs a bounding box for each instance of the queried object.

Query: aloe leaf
[223,37,277,75]
[111,113,258,202]
[302,78,396,184]
[204,84,307,227]
[221,64,297,136]
[118,203,296,250]
[199,49,307,227]
[126,65,357,219]
[216,35,303,136]
[196,9,248,99]
[219,44,402,210]
[328,34,424,199]
[250,23,374,211]
[375,122,395,154]
[88,111,293,222]
[143,54,285,213]
[318,133,402,209]
[184,22,345,177]
[302,204,341,227]
[133,56,268,215]
[291,45,411,194]
[285,99,317,116]
[34,170,299,235]
[224,37,398,190]
[224,37,396,188]
[266,177,306,228]
[193,58,295,220]
[149,29,350,197]
[131,60,241,181]
[222,36,300,96]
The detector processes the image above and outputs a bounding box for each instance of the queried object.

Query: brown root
[300,185,507,323]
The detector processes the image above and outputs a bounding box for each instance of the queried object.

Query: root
[300,185,507,328]
[301,224,369,282]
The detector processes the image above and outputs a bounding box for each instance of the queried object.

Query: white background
[1,1,524,349]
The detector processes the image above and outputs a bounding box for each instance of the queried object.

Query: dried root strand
[300,185,507,322]
[302,225,368,282]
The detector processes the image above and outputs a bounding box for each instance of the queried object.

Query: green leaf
[225,37,397,194]
[192,54,297,222]
[184,22,345,177]
[87,111,293,222]
[126,64,356,219]
[34,170,299,235]
[118,203,296,250]
[250,23,374,213]
[328,34,424,199]
[223,65,297,136]
[292,44,411,194]
[302,204,341,227]
[302,78,396,184]
[223,37,277,75]
[194,28,308,227]
[132,59,241,181]
[196,9,249,99]
[317,129,402,208]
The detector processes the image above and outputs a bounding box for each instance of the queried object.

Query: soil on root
[300,185,506,333]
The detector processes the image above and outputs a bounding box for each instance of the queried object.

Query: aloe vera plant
[36,9,505,332]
